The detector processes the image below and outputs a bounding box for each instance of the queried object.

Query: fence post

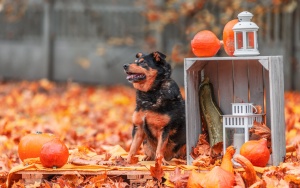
[43,0,55,80]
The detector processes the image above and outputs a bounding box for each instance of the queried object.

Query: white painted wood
[248,60,264,113]
[218,60,234,115]
[259,59,269,70]
[184,56,285,165]
[268,56,285,166]
[233,60,249,103]
[184,59,202,165]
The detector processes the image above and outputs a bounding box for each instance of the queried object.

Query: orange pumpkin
[240,138,270,167]
[200,166,235,188]
[187,170,205,188]
[191,30,221,57]
[220,146,236,174]
[222,19,238,56]
[234,154,257,187]
[18,132,57,161]
[40,138,69,168]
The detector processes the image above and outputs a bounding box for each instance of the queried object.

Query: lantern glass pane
[224,128,246,154]
[236,32,243,49]
[246,32,255,49]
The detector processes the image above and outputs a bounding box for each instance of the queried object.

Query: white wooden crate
[184,56,285,165]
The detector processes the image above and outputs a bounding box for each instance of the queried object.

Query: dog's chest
[132,110,170,129]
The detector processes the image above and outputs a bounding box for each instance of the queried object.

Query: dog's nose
[123,64,129,70]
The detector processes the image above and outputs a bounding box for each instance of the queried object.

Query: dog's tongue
[127,74,135,80]
[127,73,145,81]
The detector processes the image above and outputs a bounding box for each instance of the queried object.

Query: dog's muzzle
[123,64,146,82]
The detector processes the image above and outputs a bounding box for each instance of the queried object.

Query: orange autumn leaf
[169,167,189,187]
[150,157,164,182]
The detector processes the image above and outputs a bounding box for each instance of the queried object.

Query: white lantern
[233,11,260,56]
[222,103,263,155]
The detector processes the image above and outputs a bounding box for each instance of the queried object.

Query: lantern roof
[237,11,253,22]
[232,11,259,30]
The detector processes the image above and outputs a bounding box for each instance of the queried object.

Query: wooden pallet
[9,169,154,187]
[8,167,192,187]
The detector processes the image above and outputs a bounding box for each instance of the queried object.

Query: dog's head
[123,51,171,92]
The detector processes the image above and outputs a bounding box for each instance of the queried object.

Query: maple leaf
[150,156,164,182]
[55,174,84,187]
[211,141,223,156]
[89,173,108,186]
[191,134,211,158]
[168,167,189,188]
[253,105,263,114]
[249,121,271,142]
[114,156,127,166]
[43,180,52,188]
[192,155,215,169]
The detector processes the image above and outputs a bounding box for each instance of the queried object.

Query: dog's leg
[156,127,170,165]
[127,125,145,163]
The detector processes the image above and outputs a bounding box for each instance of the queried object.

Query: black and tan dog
[123,51,186,164]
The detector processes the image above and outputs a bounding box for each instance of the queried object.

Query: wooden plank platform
[10,169,154,187]
[7,163,194,187]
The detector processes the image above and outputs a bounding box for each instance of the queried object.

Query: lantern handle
[250,104,258,114]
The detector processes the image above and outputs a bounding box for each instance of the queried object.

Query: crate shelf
[184,56,285,165]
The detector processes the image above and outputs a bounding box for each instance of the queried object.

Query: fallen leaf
[169,167,189,187]
[150,156,164,182]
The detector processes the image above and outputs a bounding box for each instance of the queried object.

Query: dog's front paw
[161,158,170,165]
[142,155,153,161]
[127,154,134,164]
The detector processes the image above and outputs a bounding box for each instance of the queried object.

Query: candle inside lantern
[233,132,245,154]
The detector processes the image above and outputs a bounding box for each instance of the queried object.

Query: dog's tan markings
[153,52,161,62]
[145,111,170,128]
[144,111,170,162]
[127,64,158,92]
[133,68,157,92]
[127,125,145,162]
[132,110,144,126]
[156,131,168,160]
[128,110,145,162]
[128,64,144,74]
[136,52,143,58]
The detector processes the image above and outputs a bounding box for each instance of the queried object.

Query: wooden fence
[0,0,299,90]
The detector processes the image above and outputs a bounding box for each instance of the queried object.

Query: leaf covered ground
[0,80,300,187]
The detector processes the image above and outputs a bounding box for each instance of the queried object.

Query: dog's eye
[137,61,146,66]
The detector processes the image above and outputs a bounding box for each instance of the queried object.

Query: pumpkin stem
[220,145,236,174]
[233,154,257,187]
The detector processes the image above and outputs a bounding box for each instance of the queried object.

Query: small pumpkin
[200,166,235,188]
[191,30,221,57]
[222,19,239,56]
[18,132,57,161]
[240,138,270,167]
[40,138,69,168]
[233,154,258,187]
[187,170,205,188]
[220,145,236,174]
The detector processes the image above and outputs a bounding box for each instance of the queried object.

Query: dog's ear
[136,52,145,58]
[151,51,166,62]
